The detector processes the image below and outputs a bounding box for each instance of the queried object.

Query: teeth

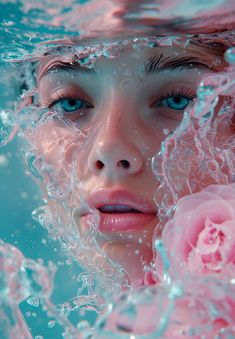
[99,205,139,213]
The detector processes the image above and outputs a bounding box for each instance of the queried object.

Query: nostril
[96,160,104,170]
[118,160,130,169]
[95,159,132,171]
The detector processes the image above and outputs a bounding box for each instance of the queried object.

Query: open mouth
[98,205,142,214]
[83,189,156,232]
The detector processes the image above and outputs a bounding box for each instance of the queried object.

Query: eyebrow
[143,54,210,75]
[39,61,97,81]
[39,53,210,81]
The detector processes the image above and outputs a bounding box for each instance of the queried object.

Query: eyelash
[48,91,91,110]
[157,88,195,105]
[47,87,195,114]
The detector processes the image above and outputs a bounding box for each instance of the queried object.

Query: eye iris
[61,98,83,112]
[167,96,189,110]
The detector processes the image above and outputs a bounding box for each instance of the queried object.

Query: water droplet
[0,109,16,147]
[224,48,235,64]
[27,296,40,307]
[197,85,215,99]
[120,78,133,89]
[79,309,86,316]
[2,20,14,27]
[0,154,8,167]
[48,320,56,328]
[168,283,183,299]
[77,320,90,331]
[20,191,28,199]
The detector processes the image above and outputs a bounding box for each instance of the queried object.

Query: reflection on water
[1,0,235,337]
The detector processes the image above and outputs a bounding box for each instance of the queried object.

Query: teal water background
[0,137,85,337]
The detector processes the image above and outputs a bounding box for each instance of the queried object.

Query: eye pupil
[173,96,181,103]
[68,99,76,106]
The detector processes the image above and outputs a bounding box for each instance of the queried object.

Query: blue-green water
[1,0,235,338]
[0,138,88,337]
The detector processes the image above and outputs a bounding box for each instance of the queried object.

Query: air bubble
[77,320,90,331]
[0,109,16,147]
[0,154,8,167]
[21,191,28,199]
[27,296,40,307]
[224,48,235,64]
[120,78,133,88]
[163,129,170,135]
[168,283,183,299]
[48,320,56,328]
[197,85,215,99]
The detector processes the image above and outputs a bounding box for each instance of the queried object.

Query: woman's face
[32,42,227,286]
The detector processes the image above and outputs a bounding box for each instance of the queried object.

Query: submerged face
[29,41,227,286]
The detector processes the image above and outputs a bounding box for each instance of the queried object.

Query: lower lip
[81,212,156,233]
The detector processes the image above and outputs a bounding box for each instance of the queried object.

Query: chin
[101,239,154,287]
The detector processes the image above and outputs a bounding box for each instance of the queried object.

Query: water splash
[1,0,235,337]
[152,60,235,231]
[0,240,56,339]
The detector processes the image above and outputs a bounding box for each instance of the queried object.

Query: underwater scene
[1,0,235,338]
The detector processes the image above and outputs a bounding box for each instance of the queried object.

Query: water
[1,0,235,337]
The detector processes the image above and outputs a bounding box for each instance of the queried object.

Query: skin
[28,42,229,287]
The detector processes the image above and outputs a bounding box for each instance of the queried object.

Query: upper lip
[87,188,156,214]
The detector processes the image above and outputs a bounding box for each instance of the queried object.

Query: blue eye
[59,98,88,112]
[161,96,191,110]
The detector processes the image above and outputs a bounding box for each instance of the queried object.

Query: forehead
[37,42,225,84]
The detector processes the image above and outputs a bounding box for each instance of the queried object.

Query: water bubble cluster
[224,47,235,64]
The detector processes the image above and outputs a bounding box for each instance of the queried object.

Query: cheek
[30,123,78,166]
[140,117,181,158]
[139,132,164,165]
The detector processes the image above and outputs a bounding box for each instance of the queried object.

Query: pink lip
[81,188,156,233]
[88,188,156,213]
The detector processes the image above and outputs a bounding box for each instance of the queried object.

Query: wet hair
[19,61,37,92]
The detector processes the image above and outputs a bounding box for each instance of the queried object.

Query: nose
[87,116,143,178]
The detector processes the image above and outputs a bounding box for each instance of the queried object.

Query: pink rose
[156,183,235,279]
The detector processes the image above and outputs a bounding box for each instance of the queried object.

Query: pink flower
[156,183,235,279]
